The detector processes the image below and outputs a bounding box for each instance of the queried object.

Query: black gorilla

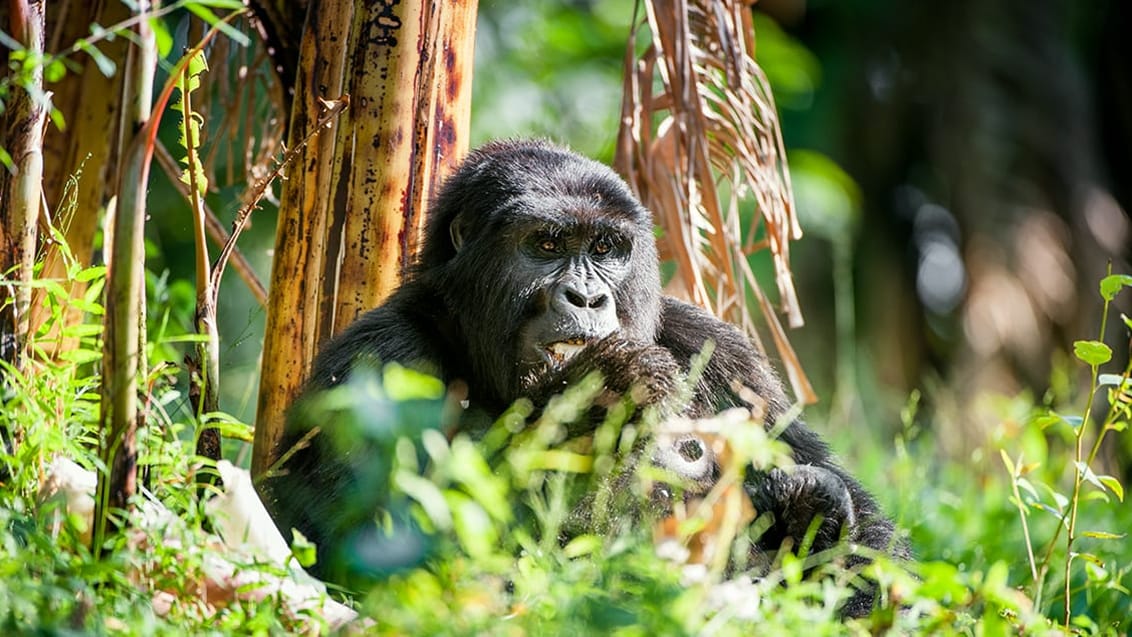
[261,139,907,617]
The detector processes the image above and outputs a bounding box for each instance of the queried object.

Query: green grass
[1,264,1130,635]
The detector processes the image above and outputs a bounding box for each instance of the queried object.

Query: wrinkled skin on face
[260,140,909,618]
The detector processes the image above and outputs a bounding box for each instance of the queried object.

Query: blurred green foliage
[3,1,1129,633]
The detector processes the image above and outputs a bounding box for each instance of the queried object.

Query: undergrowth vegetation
[1,258,1131,634]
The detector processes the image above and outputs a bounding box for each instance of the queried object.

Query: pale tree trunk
[251,0,478,480]
[92,3,156,550]
[0,0,46,374]
[29,0,130,356]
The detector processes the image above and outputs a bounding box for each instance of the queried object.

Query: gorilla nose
[552,279,614,315]
[561,285,608,309]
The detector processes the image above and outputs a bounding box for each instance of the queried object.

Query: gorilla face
[513,210,637,374]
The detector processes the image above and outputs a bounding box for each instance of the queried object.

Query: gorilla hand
[746,464,857,555]
[522,336,683,436]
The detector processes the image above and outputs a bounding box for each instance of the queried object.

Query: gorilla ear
[449,216,465,252]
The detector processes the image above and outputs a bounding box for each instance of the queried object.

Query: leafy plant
[999,272,1132,630]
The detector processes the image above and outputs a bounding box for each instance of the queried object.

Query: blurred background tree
[473,0,1132,472]
[3,0,1130,627]
[15,0,1123,472]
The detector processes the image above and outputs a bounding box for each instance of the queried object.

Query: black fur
[259,140,908,616]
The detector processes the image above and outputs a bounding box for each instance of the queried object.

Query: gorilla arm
[654,297,906,572]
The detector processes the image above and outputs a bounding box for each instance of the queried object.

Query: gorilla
[260,139,908,617]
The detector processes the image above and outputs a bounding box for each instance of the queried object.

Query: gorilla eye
[593,236,616,256]
[539,238,559,253]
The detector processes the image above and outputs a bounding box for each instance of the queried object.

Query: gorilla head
[414,141,663,405]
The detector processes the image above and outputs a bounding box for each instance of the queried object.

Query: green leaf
[74,265,107,282]
[1099,274,1132,302]
[149,17,173,58]
[1070,551,1105,568]
[58,348,101,365]
[289,528,317,567]
[1074,340,1112,366]
[1098,475,1124,502]
[1015,477,1039,501]
[194,0,248,11]
[449,493,497,560]
[395,472,452,530]
[998,449,1015,476]
[1082,530,1125,540]
[173,49,210,194]
[563,534,602,559]
[61,324,103,339]
[200,412,254,443]
[44,58,67,83]
[77,39,116,77]
[383,363,445,401]
[186,4,251,47]
[1031,413,1063,429]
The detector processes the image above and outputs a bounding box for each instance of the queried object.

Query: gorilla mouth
[545,338,587,364]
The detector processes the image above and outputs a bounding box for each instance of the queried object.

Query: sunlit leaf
[1015,477,1039,501]
[289,528,317,567]
[449,493,496,560]
[395,472,452,530]
[77,40,116,77]
[1098,274,1132,301]
[527,449,593,473]
[1097,475,1124,502]
[193,0,247,10]
[58,349,101,365]
[563,534,602,559]
[1031,413,1063,429]
[998,449,1015,476]
[1073,340,1111,366]
[1082,530,1125,540]
[74,265,107,283]
[1070,551,1105,568]
[149,17,174,58]
[185,4,251,47]
[44,59,67,83]
[1076,461,1105,492]
[384,363,445,401]
[1085,560,1108,582]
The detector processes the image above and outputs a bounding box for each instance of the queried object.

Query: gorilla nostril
[563,288,587,308]
[676,438,705,463]
[589,294,608,309]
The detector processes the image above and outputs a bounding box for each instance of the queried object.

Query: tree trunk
[29,0,130,357]
[0,0,47,373]
[251,0,478,480]
[92,4,156,550]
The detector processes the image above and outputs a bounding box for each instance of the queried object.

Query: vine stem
[1060,272,1113,629]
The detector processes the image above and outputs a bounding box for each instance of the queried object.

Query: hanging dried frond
[616,0,815,404]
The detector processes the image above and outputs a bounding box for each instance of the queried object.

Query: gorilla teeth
[547,339,586,363]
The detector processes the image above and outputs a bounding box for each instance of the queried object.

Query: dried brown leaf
[616,0,812,403]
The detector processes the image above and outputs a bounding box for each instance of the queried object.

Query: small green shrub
[3,255,1130,634]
